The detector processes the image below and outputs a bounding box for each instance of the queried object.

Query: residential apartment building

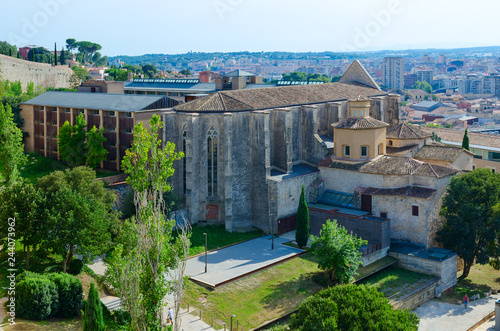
[21,92,169,171]
[382,57,404,89]
[417,70,434,85]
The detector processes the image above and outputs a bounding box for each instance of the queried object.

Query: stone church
[163,61,399,232]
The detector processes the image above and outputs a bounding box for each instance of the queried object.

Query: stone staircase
[101,296,122,311]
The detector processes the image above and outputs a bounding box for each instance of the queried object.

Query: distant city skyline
[1,0,499,57]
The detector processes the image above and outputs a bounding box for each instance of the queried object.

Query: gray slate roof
[356,185,436,199]
[22,91,168,112]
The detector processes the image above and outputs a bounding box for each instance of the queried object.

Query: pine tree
[295,185,310,248]
[82,282,104,331]
[462,129,470,151]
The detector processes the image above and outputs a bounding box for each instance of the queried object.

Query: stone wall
[389,251,457,291]
[0,54,73,90]
[391,277,440,310]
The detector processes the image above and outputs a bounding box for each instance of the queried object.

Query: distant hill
[108,46,500,70]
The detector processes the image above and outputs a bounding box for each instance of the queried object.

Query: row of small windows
[343,144,384,157]
[37,107,132,118]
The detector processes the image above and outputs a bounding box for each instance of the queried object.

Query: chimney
[127,72,134,81]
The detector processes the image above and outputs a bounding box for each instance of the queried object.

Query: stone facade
[164,93,399,233]
[0,54,73,90]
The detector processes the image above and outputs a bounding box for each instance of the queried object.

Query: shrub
[48,273,83,317]
[82,282,104,331]
[17,274,58,320]
[291,284,419,331]
[68,258,84,275]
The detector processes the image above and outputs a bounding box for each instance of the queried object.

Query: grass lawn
[4,317,82,331]
[182,253,322,330]
[358,266,433,297]
[438,263,500,304]
[20,153,68,183]
[188,224,264,256]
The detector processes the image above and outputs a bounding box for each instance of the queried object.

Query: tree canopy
[412,81,432,94]
[462,129,470,151]
[291,284,419,331]
[0,102,27,185]
[282,72,331,83]
[310,219,366,284]
[438,168,500,278]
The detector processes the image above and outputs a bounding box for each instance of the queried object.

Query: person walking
[464,294,469,309]
[168,307,174,324]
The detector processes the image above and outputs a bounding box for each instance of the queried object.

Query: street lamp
[204,232,208,273]
[230,314,236,331]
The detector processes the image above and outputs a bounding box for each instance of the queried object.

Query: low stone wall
[362,247,389,267]
[389,251,457,291]
[96,173,127,185]
[391,277,440,310]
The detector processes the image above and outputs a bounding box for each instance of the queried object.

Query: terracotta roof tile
[174,83,387,112]
[414,145,468,162]
[386,123,431,139]
[420,126,500,149]
[333,117,389,130]
[320,155,458,178]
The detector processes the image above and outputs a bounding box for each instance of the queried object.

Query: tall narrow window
[183,131,187,194]
[207,127,218,197]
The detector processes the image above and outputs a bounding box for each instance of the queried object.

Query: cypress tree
[295,185,310,248]
[82,282,104,331]
[60,47,66,65]
[17,51,20,59]
[8,48,12,57]
[54,43,57,66]
[462,129,470,151]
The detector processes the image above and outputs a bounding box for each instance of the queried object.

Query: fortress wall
[0,54,73,90]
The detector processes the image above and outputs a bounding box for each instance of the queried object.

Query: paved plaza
[415,293,500,331]
[186,235,304,288]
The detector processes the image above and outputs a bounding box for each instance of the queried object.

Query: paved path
[187,235,303,287]
[415,294,500,331]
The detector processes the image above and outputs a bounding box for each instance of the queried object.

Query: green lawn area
[19,153,68,183]
[182,253,322,330]
[4,317,82,331]
[188,225,264,256]
[438,263,500,304]
[358,266,433,298]
[19,152,122,183]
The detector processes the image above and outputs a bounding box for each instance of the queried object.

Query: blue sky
[1,0,498,56]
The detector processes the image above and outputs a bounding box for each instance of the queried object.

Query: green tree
[142,64,157,78]
[70,66,92,88]
[54,42,57,65]
[438,169,500,278]
[310,219,366,284]
[462,129,470,151]
[82,282,104,331]
[179,69,191,76]
[108,114,184,330]
[85,126,108,168]
[0,103,27,186]
[57,114,86,166]
[0,179,45,270]
[412,81,432,94]
[27,47,52,63]
[60,47,66,65]
[0,41,17,57]
[66,38,77,54]
[37,166,117,272]
[291,284,419,331]
[295,185,310,248]
[431,131,442,142]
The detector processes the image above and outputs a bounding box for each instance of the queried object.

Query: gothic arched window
[207,127,218,197]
